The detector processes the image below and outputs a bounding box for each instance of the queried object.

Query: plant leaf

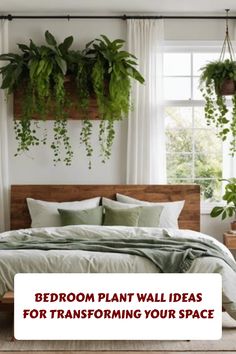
[55,57,67,75]
[45,31,57,46]
[210,206,224,217]
[59,36,73,53]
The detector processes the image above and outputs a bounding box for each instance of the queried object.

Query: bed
[0,184,236,320]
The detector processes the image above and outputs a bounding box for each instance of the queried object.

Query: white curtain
[126,19,166,184]
[0,20,10,231]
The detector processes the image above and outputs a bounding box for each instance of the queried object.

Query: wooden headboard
[10,184,200,231]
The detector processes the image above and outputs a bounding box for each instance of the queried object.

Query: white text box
[14,273,222,340]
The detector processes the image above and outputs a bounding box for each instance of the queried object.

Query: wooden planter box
[13,78,100,120]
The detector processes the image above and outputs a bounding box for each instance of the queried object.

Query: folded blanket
[0,234,235,274]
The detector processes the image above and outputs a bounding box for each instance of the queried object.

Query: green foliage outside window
[165,107,222,201]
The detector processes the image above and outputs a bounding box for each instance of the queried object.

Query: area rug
[0,312,236,352]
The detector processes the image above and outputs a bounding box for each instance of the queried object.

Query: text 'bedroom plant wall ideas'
[0,31,144,167]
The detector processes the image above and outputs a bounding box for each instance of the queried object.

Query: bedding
[0,225,235,320]
[115,194,185,228]
[27,197,101,228]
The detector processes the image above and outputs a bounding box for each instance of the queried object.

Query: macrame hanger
[219,9,235,61]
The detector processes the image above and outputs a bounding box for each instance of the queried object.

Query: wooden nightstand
[223,232,236,250]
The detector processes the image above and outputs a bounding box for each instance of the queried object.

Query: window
[163,44,225,204]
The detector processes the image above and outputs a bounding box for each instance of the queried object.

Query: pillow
[103,206,141,227]
[102,198,163,227]
[27,197,101,228]
[116,194,185,229]
[58,206,103,226]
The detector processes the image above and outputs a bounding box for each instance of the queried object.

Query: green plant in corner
[210,178,236,229]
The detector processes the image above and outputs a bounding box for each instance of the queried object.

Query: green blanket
[0,234,235,273]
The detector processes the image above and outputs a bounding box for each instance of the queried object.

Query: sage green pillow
[138,205,163,227]
[103,206,141,226]
[58,206,103,226]
[102,198,163,227]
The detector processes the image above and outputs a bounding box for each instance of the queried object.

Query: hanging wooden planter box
[13,77,100,120]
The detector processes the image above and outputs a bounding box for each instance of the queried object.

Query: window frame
[163,41,236,214]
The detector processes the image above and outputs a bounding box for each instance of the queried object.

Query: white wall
[164,19,235,40]
[6,17,235,252]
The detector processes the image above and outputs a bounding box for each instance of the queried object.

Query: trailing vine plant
[0,31,144,166]
[87,35,144,160]
[200,59,236,155]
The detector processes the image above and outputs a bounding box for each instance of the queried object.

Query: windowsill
[200,201,224,215]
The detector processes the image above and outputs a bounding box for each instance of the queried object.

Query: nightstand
[223,232,236,250]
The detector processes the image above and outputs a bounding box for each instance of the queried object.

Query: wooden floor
[1,291,14,304]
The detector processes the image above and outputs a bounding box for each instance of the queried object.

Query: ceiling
[1,0,236,14]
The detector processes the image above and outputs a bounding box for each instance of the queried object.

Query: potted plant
[210,178,236,231]
[200,59,236,156]
[0,31,144,167]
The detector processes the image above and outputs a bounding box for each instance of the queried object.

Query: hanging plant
[0,31,144,166]
[199,10,236,155]
[67,49,94,167]
[200,59,236,154]
[0,30,74,164]
[87,35,144,160]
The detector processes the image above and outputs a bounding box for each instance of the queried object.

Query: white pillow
[103,198,135,209]
[115,193,185,229]
[27,197,101,228]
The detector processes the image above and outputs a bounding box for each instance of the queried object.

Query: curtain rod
[1,14,236,21]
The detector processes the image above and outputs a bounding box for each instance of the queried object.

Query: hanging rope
[219,9,235,61]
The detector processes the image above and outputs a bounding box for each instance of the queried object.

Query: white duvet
[0,225,235,320]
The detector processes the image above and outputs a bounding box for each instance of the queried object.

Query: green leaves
[210,206,225,218]
[210,178,236,220]
[200,59,236,155]
[45,31,57,46]
[211,205,235,220]
[58,36,73,54]
[55,57,67,75]
[0,31,144,167]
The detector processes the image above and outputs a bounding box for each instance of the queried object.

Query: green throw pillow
[103,206,141,226]
[58,206,103,226]
[138,205,163,227]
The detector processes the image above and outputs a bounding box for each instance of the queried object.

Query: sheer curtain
[126,19,166,184]
[0,20,10,231]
